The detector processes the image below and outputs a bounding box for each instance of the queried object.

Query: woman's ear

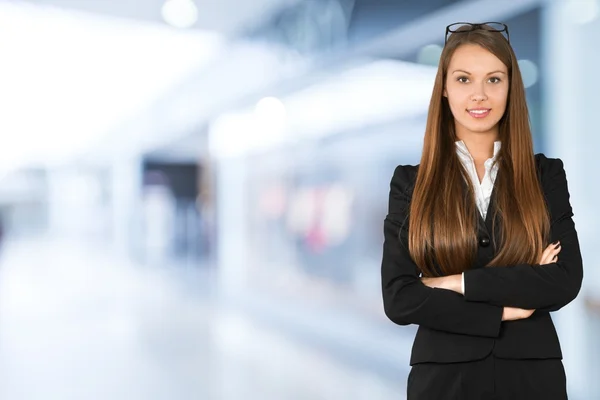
[443,89,447,97]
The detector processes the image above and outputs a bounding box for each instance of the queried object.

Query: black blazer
[381,153,584,365]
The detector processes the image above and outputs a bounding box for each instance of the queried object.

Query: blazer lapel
[461,173,497,235]
[483,183,497,235]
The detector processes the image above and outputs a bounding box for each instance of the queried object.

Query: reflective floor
[0,237,406,400]
[0,236,597,400]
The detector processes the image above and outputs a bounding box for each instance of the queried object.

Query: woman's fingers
[539,241,561,265]
[540,242,560,264]
[542,245,560,264]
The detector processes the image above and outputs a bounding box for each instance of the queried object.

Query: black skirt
[407,353,568,400]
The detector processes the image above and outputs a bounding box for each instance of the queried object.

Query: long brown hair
[408,25,550,277]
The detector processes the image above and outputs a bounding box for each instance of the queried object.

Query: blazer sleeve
[463,156,584,312]
[381,165,504,337]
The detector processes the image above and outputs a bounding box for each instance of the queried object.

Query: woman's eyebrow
[451,69,507,75]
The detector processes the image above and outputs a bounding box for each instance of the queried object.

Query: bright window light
[0,1,223,172]
[254,96,287,137]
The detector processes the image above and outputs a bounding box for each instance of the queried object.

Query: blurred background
[0,0,598,398]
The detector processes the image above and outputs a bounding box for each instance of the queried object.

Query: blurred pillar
[542,2,600,397]
[214,156,248,294]
[110,155,143,258]
[543,2,600,295]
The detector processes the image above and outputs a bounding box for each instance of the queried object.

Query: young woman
[380,22,583,399]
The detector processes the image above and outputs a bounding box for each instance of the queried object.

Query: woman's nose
[471,91,487,101]
[470,82,488,101]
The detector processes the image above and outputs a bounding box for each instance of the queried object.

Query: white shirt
[455,140,502,294]
[455,140,501,219]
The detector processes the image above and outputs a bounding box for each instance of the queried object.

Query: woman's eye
[455,76,502,84]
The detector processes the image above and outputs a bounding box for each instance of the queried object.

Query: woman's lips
[467,108,491,118]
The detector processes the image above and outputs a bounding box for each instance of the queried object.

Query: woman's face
[444,44,509,139]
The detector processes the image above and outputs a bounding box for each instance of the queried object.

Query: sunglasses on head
[445,22,510,45]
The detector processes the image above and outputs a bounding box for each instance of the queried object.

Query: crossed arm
[381,158,583,337]
[421,240,566,319]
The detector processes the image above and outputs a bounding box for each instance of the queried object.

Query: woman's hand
[502,307,535,321]
[539,241,561,265]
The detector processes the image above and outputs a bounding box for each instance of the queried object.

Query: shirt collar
[455,140,501,162]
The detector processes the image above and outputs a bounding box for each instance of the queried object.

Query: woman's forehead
[448,44,507,73]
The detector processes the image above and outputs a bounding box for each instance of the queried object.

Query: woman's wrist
[421,274,463,294]
[446,274,463,294]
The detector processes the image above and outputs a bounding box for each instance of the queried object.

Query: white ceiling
[20,0,300,36]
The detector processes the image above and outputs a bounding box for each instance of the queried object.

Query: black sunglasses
[445,22,510,45]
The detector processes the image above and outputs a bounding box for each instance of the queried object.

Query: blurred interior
[0,0,598,399]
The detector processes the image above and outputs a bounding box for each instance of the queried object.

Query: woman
[380,22,583,399]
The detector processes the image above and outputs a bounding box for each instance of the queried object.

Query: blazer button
[479,236,491,247]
